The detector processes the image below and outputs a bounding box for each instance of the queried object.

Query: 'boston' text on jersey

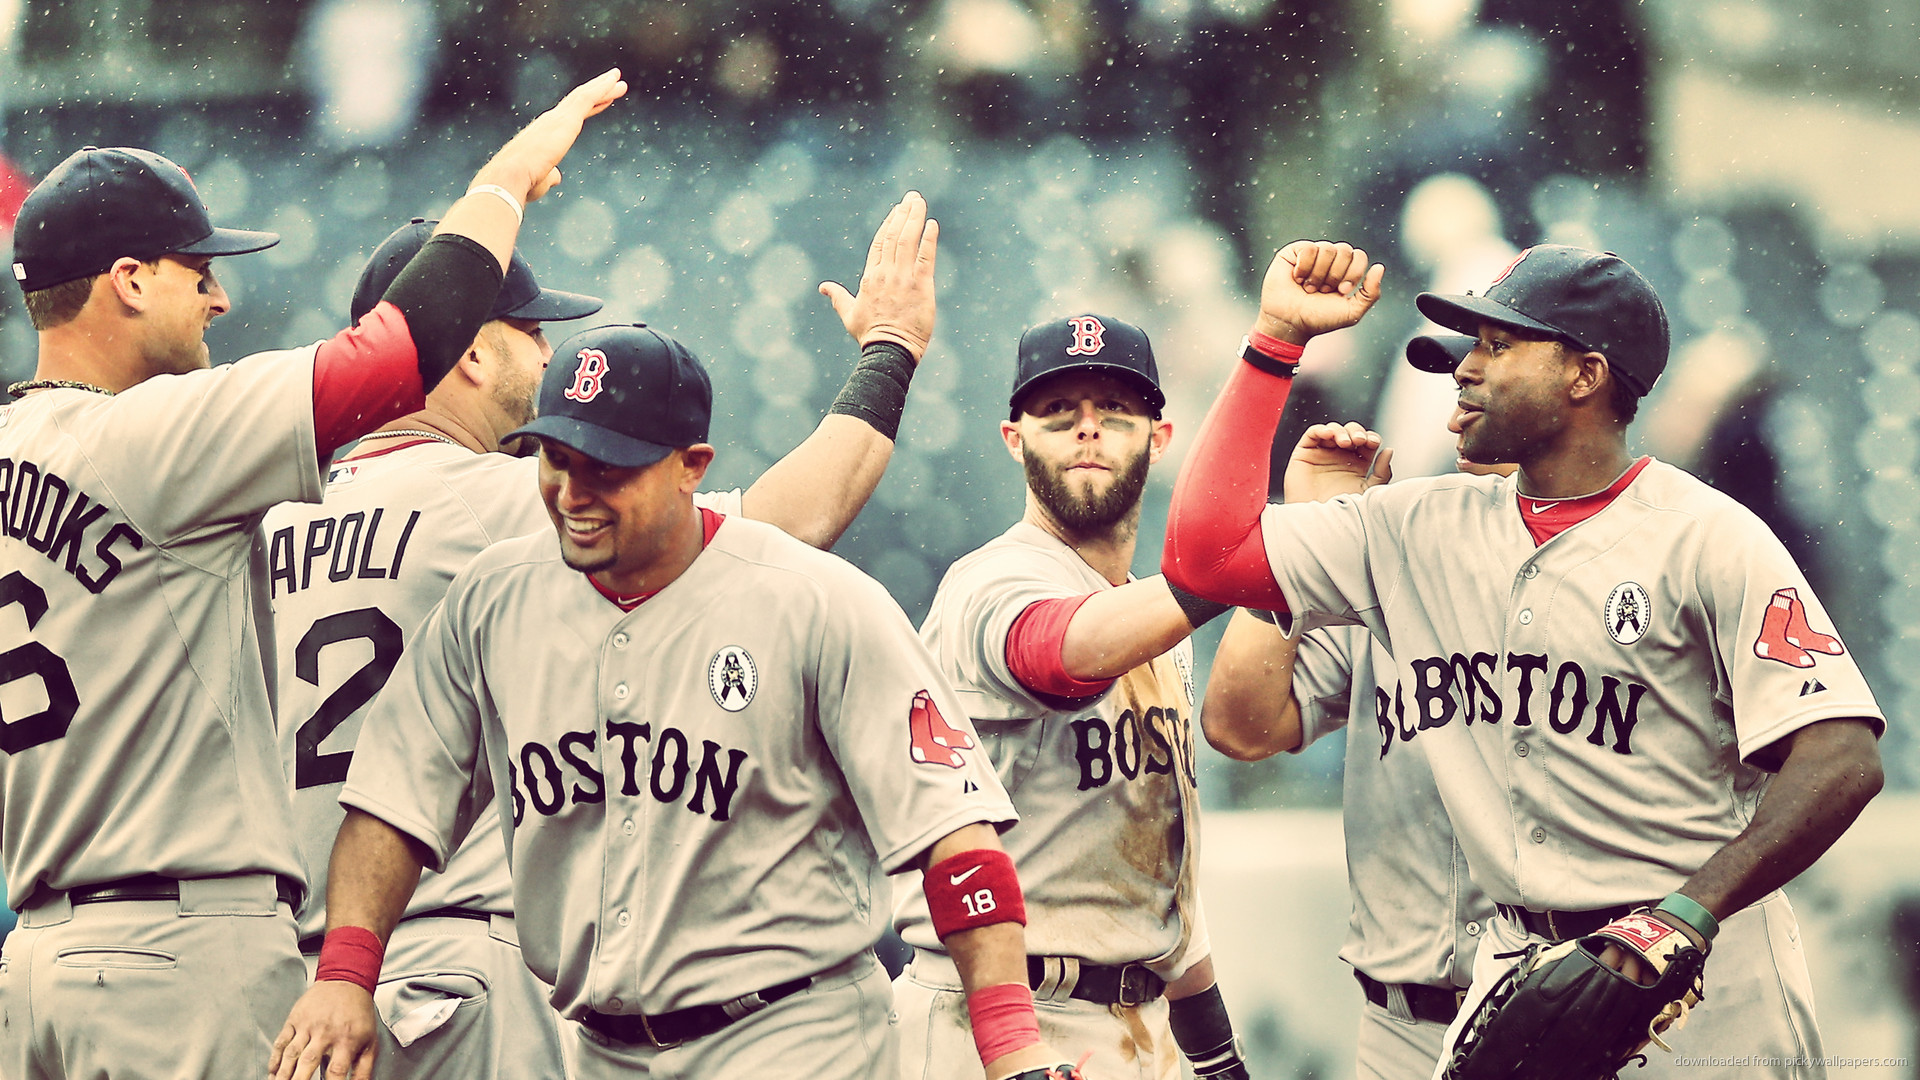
[508,720,751,825]
[1071,705,1198,790]
[1372,651,1650,757]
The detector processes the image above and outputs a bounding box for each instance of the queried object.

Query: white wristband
[466,184,524,224]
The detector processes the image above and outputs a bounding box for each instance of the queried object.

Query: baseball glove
[1443,911,1707,1080]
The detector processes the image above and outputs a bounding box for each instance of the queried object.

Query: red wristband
[968,981,1042,1066]
[1247,330,1305,362]
[925,848,1026,940]
[314,926,385,995]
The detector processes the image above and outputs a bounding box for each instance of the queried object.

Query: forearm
[1677,718,1882,922]
[325,808,430,940]
[742,415,892,549]
[923,822,1028,990]
[1058,577,1206,681]
[1200,609,1303,760]
[1162,355,1295,609]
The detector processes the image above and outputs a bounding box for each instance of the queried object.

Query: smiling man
[894,316,1251,1080]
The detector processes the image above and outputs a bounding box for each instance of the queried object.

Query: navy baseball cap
[1415,245,1670,397]
[507,323,711,467]
[10,146,279,292]
[1405,333,1478,374]
[349,218,603,326]
[1009,314,1165,420]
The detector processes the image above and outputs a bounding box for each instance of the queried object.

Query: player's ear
[1147,417,1173,463]
[105,258,148,313]
[1566,348,1609,405]
[678,444,714,491]
[1000,419,1025,463]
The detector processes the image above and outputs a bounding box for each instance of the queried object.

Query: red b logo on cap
[1065,316,1106,356]
[563,348,609,403]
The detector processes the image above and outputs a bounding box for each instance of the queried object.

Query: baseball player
[895,315,1252,1080]
[270,323,1084,1080]
[1204,391,1501,1080]
[1163,240,1885,1078]
[263,189,951,1079]
[0,70,627,1080]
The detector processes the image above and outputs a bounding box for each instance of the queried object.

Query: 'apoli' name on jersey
[1373,651,1650,756]
[0,457,144,594]
[265,507,423,598]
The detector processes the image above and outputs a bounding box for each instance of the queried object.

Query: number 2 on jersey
[293,607,404,789]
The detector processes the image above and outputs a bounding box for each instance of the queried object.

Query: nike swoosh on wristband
[950,865,983,886]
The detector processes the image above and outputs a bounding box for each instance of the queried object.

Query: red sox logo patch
[1753,588,1844,669]
[1485,249,1531,291]
[907,689,974,768]
[1065,316,1106,356]
[563,347,610,403]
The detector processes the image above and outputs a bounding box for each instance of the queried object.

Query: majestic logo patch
[563,347,610,403]
[1604,582,1650,645]
[907,689,974,768]
[1753,588,1844,668]
[708,646,757,711]
[1065,315,1107,356]
[1799,679,1827,697]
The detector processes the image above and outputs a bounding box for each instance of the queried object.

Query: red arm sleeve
[1161,358,1294,610]
[1006,595,1117,702]
[311,301,428,458]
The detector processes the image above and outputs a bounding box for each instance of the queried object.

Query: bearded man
[891,316,1253,1080]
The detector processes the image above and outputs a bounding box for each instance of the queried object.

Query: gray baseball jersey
[338,515,1015,1018]
[0,349,323,906]
[1292,625,1490,990]
[262,442,740,940]
[1257,460,1884,910]
[899,521,1202,974]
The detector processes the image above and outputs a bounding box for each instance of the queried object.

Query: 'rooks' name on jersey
[0,458,144,594]
[1373,651,1651,757]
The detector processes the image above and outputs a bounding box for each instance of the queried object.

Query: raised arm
[740,192,939,548]
[1161,241,1383,608]
[269,810,431,1080]
[311,71,628,457]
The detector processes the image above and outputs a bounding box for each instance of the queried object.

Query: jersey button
[1531,827,1547,844]
[1518,609,1533,625]
[608,997,622,1010]
[613,632,629,649]
[1524,565,1540,580]
[1515,741,1529,758]
[622,818,636,836]
[1466,921,1481,936]
[617,910,631,927]
[614,683,630,699]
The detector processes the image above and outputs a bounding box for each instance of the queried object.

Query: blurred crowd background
[5,1,1920,1072]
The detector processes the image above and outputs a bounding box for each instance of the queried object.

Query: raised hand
[818,191,940,363]
[1254,240,1385,347]
[1281,421,1392,505]
[472,68,629,206]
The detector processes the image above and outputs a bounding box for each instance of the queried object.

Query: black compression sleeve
[1168,581,1231,630]
[827,341,916,441]
[379,233,504,391]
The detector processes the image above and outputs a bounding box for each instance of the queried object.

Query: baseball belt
[27,873,299,910]
[1027,955,1166,1006]
[298,906,499,954]
[580,976,812,1049]
[1494,901,1647,943]
[1354,970,1466,1025]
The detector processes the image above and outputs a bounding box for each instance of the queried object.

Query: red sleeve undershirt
[310,301,427,458]
[1005,593,1116,702]
[589,508,725,611]
[1161,359,1295,611]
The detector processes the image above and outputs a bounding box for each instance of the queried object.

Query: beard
[1025,443,1151,535]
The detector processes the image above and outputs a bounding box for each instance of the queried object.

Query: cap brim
[174,226,281,258]
[1415,292,1563,341]
[1009,363,1167,417]
[501,287,604,323]
[505,414,677,468]
[1405,334,1477,374]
